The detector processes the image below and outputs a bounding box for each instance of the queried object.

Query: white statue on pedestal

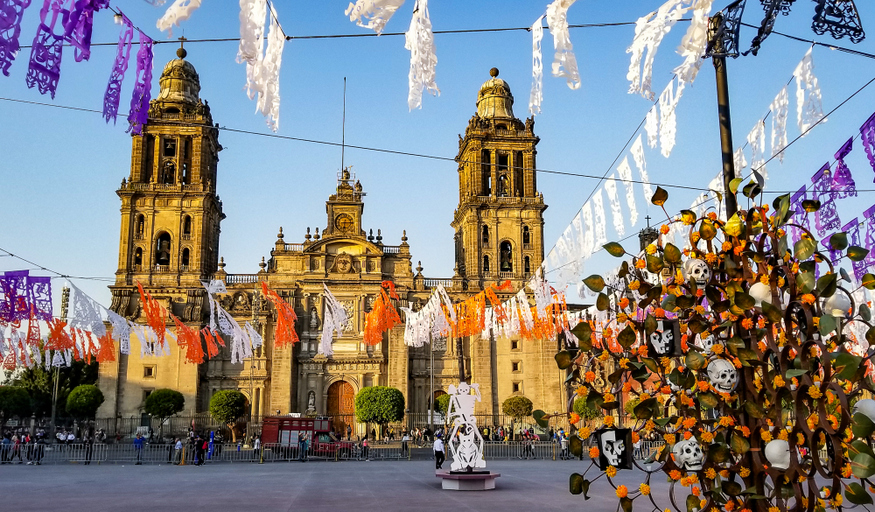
[447,382,486,471]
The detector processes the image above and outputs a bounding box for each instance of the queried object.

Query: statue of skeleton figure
[446,382,487,472]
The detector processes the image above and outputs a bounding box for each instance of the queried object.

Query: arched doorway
[327,381,355,438]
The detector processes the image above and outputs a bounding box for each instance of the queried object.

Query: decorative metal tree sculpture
[547,185,875,512]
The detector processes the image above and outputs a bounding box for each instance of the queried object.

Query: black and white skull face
[707,359,738,393]
[672,438,704,471]
[600,430,625,467]
[683,258,712,287]
[696,333,718,354]
[649,330,672,355]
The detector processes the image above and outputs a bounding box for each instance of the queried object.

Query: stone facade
[97,58,565,426]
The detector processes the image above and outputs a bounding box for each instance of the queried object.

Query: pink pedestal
[435,470,500,490]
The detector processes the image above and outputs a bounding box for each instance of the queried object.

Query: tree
[354,386,405,430]
[502,395,533,421]
[144,389,185,441]
[573,397,603,427]
[209,390,247,442]
[0,386,31,428]
[65,385,104,420]
[435,394,451,416]
[5,358,97,418]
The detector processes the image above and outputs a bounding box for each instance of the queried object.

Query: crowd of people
[0,432,47,464]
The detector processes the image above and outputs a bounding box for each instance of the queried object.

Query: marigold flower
[680,477,691,487]
[639,483,651,496]
[740,466,751,478]
[733,245,744,256]
[722,241,733,252]
[701,431,714,443]
[603,415,615,427]
[725,501,736,512]
[660,225,670,235]
[741,318,754,329]
[800,294,816,305]
[654,308,666,318]
[684,431,693,440]
[569,412,580,425]
[682,417,697,430]
[622,381,633,393]
[660,385,672,395]
[637,345,648,357]
[646,244,657,255]
[579,427,591,439]
[834,494,843,507]
[759,274,770,285]
[604,393,616,403]
[738,426,751,437]
[720,470,729,478]
[777,429,789,441]
[606,465,617,478]
[708,212,718,221]
[589,446,599,458]
[760,430,773,442]
[808,387,823,400]
[697,380,710,392]
[629,280,641,291]
[711,344,725,355]
[619,297,630,309]
[691,232,701,243]
[773,375,785,388]
[664,433,676,444]
[705,468,717,479]
[692,486,701,496]
[842,464,853,478]
[619,358,630,369]
[631,431,639,443]
[635,259,647,269]
[756,317,766,329]
[669,470,682,481]
[768,507,780,512]
[616,485,628,498]
[639,393,651,401]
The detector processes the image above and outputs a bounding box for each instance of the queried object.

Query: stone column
[315,366,325,414]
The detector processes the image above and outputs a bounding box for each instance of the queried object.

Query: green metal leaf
[699,220,718,241]
[533,410,549,429]
[617,325,637,349]
[777,235,789,257]
[817,273,838,298]
[569,435,582,458]
[603,242,626,258]
[583,275,606,293]
[794,238,816,260]
[802,199,821,213]
[699,392,719,409]
[761,301,783,324]
[864,274,875,290]
[853,412,875,439]
[832,353,863,381]
[860,304,872,323]
[819,314,836,337]
[651,186,668,206]
[742,181,761,199]
[680,210,697,225]
[685,350,707,371]
[729,177,743,194]
[596,293,609,311]
[571,321,593,350]
[664,243,682,264]
[846,482,873,505]
[796,272,815,294]
[723,481,743,497]
[633,398,657,420]
[852,452,875,479]
[785,369,807,378]
[829,232,849,251]
[867,327,875,346]
[686,495,700,512]
[555,351,574,370]
[646,254,664,274]
[730,432,750,454]
[644,315,657,336]
[569,473,583,495]
[642,358,659,373]
[848,246,870,262]
[620,497,633,512]
[708,443,731,463]
[676,295,696,310]
[744,401,766,419]
[773,193,791,226]
[735,291,755,309]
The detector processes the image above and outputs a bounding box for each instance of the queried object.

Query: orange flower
[584,371,596,383]
[654,308,666,318]
[635,259,647,269]
[569,412,580,425]
[639,483,651,496]
[741,318,754,329]
[616,485,628,498]
[684,431,693,440]
[619,297,630,309]
[739,466,750,477]
[705,468,717,479]
[603,415,615,427]
[664,433,676,444]
[800,294,816,305]
[589,446,599,458]
[692,486,701,497]
[669,469,682,481]
[660,225,670,235]
[701,431,714,443]
[733,245,744,256]
[606,465,618,478]
[708,212,718,221]
[637,345,648,357]
[721,241,732,252]
[632,431,640,443]
[682,417,697,429]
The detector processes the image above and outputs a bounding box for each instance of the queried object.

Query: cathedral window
[483,255,490,273]
[134,247,143,269]
[497,153,508,173]
[523,226,530,246]
[182,216,192,239]
[500,241,513,272]
[524,256,531,275]
[161,161,176,184]
[481,225,489,246]
[135,215,145,239]
[498,174,508,197]
[155,233,172,267]
[163,138,177,157]
[181,248,190,269]
[481,150,491,195]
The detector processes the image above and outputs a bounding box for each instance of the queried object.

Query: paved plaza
[0,459,672,512]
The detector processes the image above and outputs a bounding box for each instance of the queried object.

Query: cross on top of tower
[645,215,652,228]
[177,36,187,59]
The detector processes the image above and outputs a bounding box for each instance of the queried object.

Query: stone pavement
[0,458,676,512]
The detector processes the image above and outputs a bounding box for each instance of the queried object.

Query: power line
[0,247,116,282]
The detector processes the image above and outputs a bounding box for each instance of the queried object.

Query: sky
[2,0,875,312]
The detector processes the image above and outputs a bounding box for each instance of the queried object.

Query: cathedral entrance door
[327,381,355,438]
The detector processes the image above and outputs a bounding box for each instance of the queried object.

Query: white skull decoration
[600,430,625,467]
[695,333,719,354]
[672,437,704,471]
[682,258,712,287]
[707,359,738,393]
[764,439,791,470]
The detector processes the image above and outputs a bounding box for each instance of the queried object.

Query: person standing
[173,438,183,465]
[346,425,352,441]
[361,437,369,461]
[298,432,308,462]
[253,436,261,461]
[133,434,144,465]
[401,432,410,458]
[560,433,569,460]
[83,433,93,465]
[433,434,445,470]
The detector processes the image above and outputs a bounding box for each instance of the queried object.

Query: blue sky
[2,0,875,310]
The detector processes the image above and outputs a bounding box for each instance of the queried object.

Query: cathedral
[96,51,565,429]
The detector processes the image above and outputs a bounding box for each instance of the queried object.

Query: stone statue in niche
[307,391,316,412]
[309,307,319,329]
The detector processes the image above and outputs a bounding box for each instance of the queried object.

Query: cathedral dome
[156,48,201,104]
[476,67,514,119]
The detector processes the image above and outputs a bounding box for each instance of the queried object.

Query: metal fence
[0,439,670,465]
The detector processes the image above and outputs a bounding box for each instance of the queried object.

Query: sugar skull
[764,439,791,470]
[682,258,712,287]
[672,437,704,471]
[707,359,738,393]
[695,333,719,354]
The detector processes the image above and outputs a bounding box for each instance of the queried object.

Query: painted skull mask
[672,437,704,471]
[707,359,738,393]
[682,258,712,287]
[600,430,625,467]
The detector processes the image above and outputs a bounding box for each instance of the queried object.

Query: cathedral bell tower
[452,68,547,291]
[110,46,224,318]
[324,168,365,238]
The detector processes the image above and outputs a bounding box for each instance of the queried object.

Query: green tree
[573,397,603,426]
[144,389,185,441]
[435,394,451,416]
[0,386,31,428]
[355,386,405,430]
[5,358,97,418]
[65,384,104,420]
[209,390,247,442]
[502,396,533,438]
